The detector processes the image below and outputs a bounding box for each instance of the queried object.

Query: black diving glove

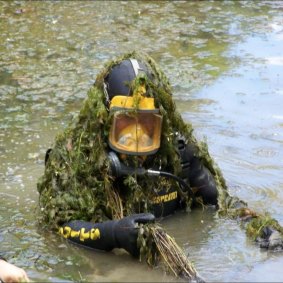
[177,140,218,205]
[114,213,155,257]
[59,213,155,257]
[257,226,283,251]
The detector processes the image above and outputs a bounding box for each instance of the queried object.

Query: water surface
[0,1,283,282]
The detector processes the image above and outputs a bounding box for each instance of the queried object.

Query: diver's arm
[59,213,155,257]
[177,138,218,205]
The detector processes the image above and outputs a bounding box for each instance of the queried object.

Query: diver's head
[103,59,151,104]
[104,59,162,159]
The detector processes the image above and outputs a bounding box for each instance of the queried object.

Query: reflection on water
[0,1,283,282]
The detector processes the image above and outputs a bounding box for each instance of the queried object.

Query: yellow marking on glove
[59,226,101,242]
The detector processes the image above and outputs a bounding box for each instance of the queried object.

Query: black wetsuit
[57,137,218,256]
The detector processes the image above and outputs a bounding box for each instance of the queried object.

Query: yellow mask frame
[108,95,162,156]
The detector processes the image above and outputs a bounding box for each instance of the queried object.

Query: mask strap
[103,82,110,107]
[129,59,143,76]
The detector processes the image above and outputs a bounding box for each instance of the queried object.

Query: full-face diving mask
[108,95,162,156]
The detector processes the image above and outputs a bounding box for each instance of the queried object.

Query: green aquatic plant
[245,213,283,240]
[37,50,283,280]
[37,51,226,229]
[138,223,204,282]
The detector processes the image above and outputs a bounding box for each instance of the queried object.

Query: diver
[38,53,219,257]
[39,52,283,258]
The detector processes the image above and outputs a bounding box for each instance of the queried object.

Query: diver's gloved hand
[258,226,283,251]
[114,213,155,257]
[59,213,155,257]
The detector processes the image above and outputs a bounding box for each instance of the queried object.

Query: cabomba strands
[37,51,283,281]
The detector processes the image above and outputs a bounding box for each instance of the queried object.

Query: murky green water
[0,1,283,282]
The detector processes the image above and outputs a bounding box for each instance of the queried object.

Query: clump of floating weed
[138,223,204,282]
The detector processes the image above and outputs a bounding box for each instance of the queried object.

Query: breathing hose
[108,151,194,199]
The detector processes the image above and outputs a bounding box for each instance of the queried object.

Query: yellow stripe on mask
[110,95,155,110]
